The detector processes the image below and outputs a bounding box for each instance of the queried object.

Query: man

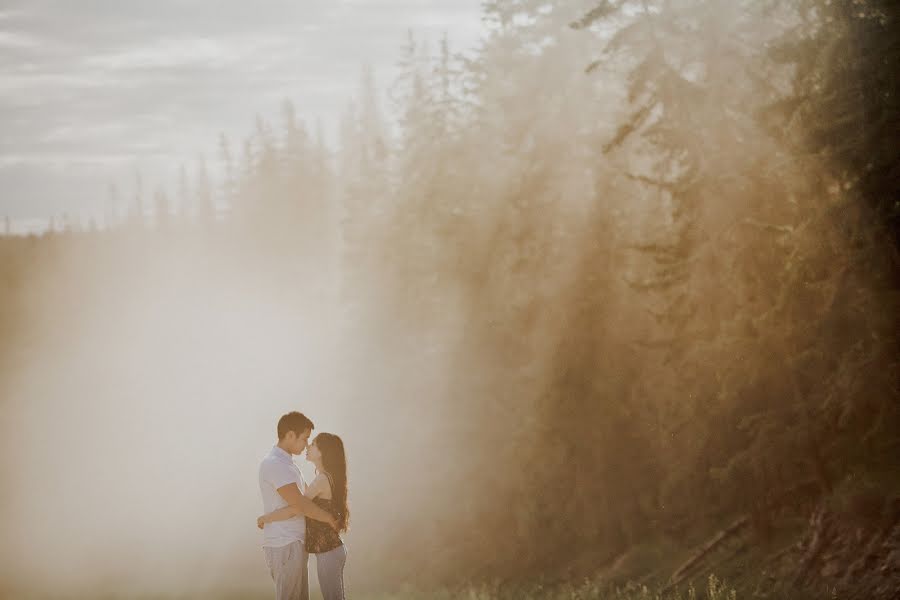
[258,411,336,600]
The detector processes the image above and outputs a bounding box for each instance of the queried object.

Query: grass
[363,574,739,600]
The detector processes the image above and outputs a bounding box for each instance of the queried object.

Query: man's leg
[299,545,310,600]
[264,542,305,600]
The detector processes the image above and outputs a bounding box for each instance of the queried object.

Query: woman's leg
[316,545,347,600]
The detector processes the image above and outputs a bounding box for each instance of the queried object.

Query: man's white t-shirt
[259,446,307,548]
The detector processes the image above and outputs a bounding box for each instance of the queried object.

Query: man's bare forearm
[275,483,335,527]
[263,506,298,523]
[264,502,330,524]
[294,497,333,524]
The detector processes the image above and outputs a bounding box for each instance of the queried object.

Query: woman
[259,433,349,600]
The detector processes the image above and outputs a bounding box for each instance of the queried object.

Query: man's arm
[276,483,335,527]
[256,477,329,528]
[259,505,297,525]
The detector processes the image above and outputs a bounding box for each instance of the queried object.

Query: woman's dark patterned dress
[305,473,344,554]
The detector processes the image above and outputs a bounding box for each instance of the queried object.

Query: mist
[1,1,898,599]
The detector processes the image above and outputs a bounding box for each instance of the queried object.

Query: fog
[0,224,483,597]
[1,241,332,596]
[0,211,471,599]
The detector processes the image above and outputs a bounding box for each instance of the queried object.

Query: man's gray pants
[264,541,309,600]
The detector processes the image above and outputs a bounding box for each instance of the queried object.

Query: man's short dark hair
[277,412,314,440]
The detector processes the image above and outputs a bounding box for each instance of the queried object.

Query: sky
[0,0,486,232]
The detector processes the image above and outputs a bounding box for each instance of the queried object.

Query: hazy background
[1,1,898,599]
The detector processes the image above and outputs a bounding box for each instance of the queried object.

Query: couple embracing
[258,411,349,600]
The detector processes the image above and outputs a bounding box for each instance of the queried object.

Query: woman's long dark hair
[313,432,350,532]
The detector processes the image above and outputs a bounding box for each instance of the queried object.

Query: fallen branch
[665,515,750,590]
[791,507,833,588]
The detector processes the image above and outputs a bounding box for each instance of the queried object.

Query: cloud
[0,0,485,219]
[82,37,244,71]
[0,30,43,49]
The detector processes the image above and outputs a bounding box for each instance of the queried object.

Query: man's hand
[257,515,266,530]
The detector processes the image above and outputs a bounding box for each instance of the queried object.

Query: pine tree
[767,0,900,246]
[154,187,170,231]
[218,132,235,219]
[129,169,146,228]
[254,114,279,180]
[177,164,191,223]
[195,155,214,225]
[106,183,120,229]
[281,98,310,171]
